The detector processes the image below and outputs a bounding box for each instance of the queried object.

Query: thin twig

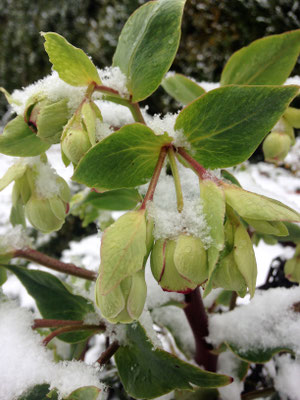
[168,147,184,213]
[97,340,120,365]
[140,146,169,210]
[13,248,97,281]
[43,325,103,346]
[33,319,83,329]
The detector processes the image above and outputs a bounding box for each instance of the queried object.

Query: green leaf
[73,124,172,190]
[113,0,186,102]
[227,343,294,364]
[0,162,27,191]
[162,73,205,105]
[64,386,101,400]
[199,180,225,297]
[0,116,50,157]
[18,384,55,400]
[82,188,142,211]
[98,210,147,295]
[175,85,298,168]
[2,264,94,343]
[42,32,101,86]
[37,99,69,144]
[223,184,300,222]
[0,87,21,106]
[115,323,232,399]
[221,30,300,85]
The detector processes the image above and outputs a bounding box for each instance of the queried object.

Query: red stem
[13,248,97,281]
[177,147,220,183]
[140,146,169,210]
[33,319,83,329]
[184,288,217,371]
[42,324,103,346]
[94,84,120,97]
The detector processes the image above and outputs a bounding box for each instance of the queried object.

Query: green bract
[96,269,147,324]
[97,210,147,296]
[285,244,300,283]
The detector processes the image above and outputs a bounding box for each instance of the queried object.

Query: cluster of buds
[263,106,300,163]
[61,100,102,165]
[0,157,70,233]
[95,210,153,324]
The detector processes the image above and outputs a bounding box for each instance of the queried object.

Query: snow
[143,163,212,246]
[11,71,86,116]
[27,158,64,199]
[98,67,129,98]
[273,355,300,400]
[217,352,244,400]
[93,100,133,127]
[0,225,32,253]
[208,287,300,355]
[0,299,103,400]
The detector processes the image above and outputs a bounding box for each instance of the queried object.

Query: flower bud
[150,235,208,293]
[95,269,147,324]
[212,219,257,297]
[25,97,69,144]
[284,107,300,129]
[61,120,92,165]
[285,244,300,283]
[262,131,291,163]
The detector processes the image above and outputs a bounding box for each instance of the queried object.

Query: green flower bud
[96,269,147,324]
[25,195,65,233]
[284,107,300,129]
[212,218,257,297]
[25,97,69,144]
[61,120,92,165]
[150,235,208,293]
[285,244,300,283]
[262,131,292,163]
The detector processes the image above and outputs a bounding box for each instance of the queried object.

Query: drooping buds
[0,158,70,233]
[95,269,147,324]
[150,235,208,293]
[212,218,257,297]
[95,210,148,323]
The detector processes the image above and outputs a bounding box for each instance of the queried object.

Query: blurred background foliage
[1,0,300,116]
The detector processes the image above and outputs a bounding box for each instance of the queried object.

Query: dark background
[1,0,300,116]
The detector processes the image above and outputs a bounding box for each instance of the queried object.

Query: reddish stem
[94,84,120,97]
[184,288,217,371]
[13,248,97,281]
[97,340,120,365]
[43,324,102,346]
[177,147,220,183]
[33,319,83,329]
[140,146,169,210]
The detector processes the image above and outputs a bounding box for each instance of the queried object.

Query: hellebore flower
[151,235,208,293]
[95,210,149,323]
